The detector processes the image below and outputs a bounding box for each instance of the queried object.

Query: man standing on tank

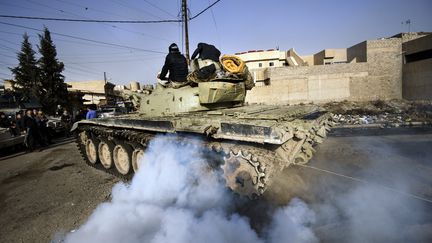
[158,43,188,87]
[189,43,222,81]
[191,42,221,64]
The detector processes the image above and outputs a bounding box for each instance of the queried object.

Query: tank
[72,76,333,198]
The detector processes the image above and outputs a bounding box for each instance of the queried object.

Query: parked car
[0,127,25,150]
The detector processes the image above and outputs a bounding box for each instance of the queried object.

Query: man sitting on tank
[157,43,188,88]
[189,42,223,82]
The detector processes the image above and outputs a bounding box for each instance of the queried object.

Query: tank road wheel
[132,149,145,172]
[113,143,133,175]
[222,150,266,199]
[98,140,114,169]
[85,138,99,164]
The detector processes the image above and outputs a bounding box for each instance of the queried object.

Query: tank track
[75,113,333,198]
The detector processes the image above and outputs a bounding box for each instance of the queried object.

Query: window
[269,62,274,67]
[258,63,263,68]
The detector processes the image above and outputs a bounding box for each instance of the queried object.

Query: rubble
[324,100,432,127]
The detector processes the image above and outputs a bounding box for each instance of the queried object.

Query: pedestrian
[15,112,25,133]
[157,43,189,88]
[23,109,44,152]
[61,109,72,137]
[0,112,10,128]
[56,105,63,117]
[36,111,52,144]
[86,104,97,119]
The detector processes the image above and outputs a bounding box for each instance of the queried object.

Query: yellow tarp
[221,55,245,74]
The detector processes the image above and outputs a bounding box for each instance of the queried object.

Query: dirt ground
[0,140,119,243]
[1,127,432,242]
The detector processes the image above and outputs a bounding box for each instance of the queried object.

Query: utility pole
[103,72,107,84]
[182,0,190,62]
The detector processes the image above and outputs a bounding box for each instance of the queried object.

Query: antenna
[402,19,412,33]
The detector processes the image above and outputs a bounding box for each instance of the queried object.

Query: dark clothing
[36,115,51,144]
[191,43,221,63]
[23,115,37,130]
[61,113,72,137]
[0,117,10,128]
[16,117,25,133]
[160,52,188,82]
[23,115,44,150]
[61,113,71,124]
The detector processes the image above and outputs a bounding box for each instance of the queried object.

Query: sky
[0,0,431,85]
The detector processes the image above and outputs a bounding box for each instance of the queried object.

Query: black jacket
[191,43,221,63]
[23,115,37,130]
[160,52,188,82]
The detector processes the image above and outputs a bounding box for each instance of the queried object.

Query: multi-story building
[66,80,118,105]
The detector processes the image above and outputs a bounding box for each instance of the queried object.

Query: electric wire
[1,0,221,22]
[143,0,178,18]
[0,22,166,54]
[23,0,172,42]
[189,0,221,20]
[0,15,181,24]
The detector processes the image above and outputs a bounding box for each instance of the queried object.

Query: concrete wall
[403,34,432,100]
[246,38,404,104]
[313,49,347,65]
[347,41,367,63]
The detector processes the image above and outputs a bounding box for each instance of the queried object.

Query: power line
[189,0,221,20]
[0,1,220,23]
[23,0,171,42]
[0,38,20,47]
[143,0,177,18]
[111,0,172,22]
[0,14,181,24]
[55,0,130,19]
[0,21,166,54]
[0,71,11,76]
[0,44,18,52]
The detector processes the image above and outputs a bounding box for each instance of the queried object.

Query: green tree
[38,27,68,114]
[9,33,40,101]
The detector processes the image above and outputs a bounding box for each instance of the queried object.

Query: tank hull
[73,104,333,198]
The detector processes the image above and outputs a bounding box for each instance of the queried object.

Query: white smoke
[64,136,317,243]
[306,137,432,242]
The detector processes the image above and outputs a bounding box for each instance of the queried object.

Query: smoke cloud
[305,136,432,242]
[64,136,317,243]
[64,132,432,243]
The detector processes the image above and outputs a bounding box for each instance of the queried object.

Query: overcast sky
[0,0,431,85]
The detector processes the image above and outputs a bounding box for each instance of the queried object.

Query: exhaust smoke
[64,136,317,243]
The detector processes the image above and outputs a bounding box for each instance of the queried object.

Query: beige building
[242,32,431,105]
[235,49,288,69]
[402,34,432,100]
[66,80,117,105]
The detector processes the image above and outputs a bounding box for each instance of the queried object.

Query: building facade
[66,80,118,105]
[242,32,431,105]
[402,34,432,100]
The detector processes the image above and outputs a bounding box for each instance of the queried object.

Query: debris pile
[324,100,432,127]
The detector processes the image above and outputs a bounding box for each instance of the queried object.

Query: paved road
[0,127,431,242]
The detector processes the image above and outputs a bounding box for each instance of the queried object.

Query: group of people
[0,108,77,152]
[158,42,222,87]
[1,109,51,151]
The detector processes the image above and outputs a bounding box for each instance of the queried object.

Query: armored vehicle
[73,71,333,198]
